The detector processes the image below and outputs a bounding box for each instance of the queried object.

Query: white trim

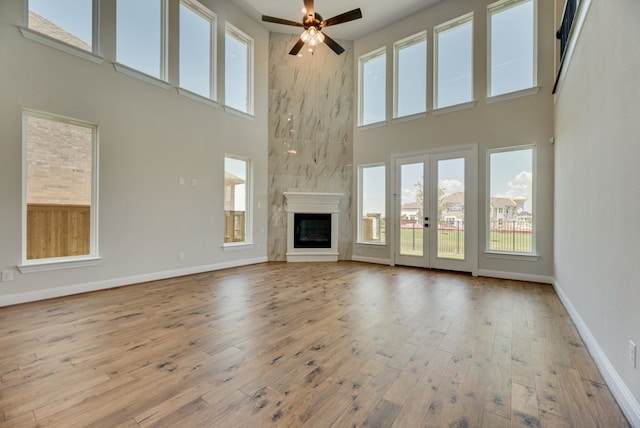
[357,163,386,245]
[351,255,392,265]
[221,243,257,251]
[431,101,475,116]
[223,105,255,120]
[553,280,640,426]
[224,23,254,115]
[0,257,268,308]
[486,86,540,104]
[224,155,252,245]
[18,257,103,274]
[392,112,428,124]
[484,251,539,261]
[393,31,427,119]
[478,269,552,284]
[358,47,387,127]
[113,62,172,89]
[20,27,104,64]
[177,87,221,108]
[356,120,387,130]
[554,0,593,101]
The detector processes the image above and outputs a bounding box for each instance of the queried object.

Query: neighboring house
[490,197,519,222]
[400,201,421,221]
[28,11,91,51]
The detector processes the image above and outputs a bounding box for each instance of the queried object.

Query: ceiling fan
[262,0,362,56]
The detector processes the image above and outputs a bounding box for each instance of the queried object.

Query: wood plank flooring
[0,262,630,427]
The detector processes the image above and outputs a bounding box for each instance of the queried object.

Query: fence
[489,220,532,253]
[27,203,90,259]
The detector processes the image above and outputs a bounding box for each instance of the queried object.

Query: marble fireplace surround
[284,192,343,262]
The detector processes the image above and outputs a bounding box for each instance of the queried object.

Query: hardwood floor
[0,262,629,427]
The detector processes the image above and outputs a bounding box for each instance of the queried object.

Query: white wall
[352,0,555,279]
[554,0,640,422]
[0,0,269,305]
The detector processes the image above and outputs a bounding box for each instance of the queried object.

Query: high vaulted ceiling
[230,0,445,40]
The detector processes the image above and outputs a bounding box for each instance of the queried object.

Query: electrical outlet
[178,252,185,261]
[629,341,637,368]
[1,270,13,282]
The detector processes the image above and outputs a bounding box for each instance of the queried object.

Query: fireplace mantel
[284,192,343,262]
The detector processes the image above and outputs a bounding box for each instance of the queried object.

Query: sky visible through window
[29,0,92,46]
[490,0,534,96]
[225,157,246,211]
[361,52,386,125]
[396,38,426,118]
[180,3,211,97]
[362,165,385,217]
[436,19,473,109]
[225,32,249,112]
[490,148,533,212]
[117,0,163,78]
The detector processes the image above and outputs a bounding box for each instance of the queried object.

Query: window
[23,111,98,262]
[434,13,473,109]
[488,0,536,96]
[358,48,386,126]
[394,32,427,118]
[224,156,251,244]
[487,146,535,254]
[358,164,386,244]
[116,0,167,79]
[179,0,216,99]
[225,25,253,114]
[28,0,96,52]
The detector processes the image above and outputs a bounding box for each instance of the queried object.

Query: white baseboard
[477,269,553,284]
[554,280,640,427]
[351,255,392,265]
[0,257,268,308]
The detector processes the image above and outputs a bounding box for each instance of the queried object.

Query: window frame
[20,109,100,271]
[179,0,217,101]
[223,154,253,246]
[357,163,387,245]
[115,0,169,82]
[487,0,538,98]
[433,12,474,110]
[224,23,254,116]
[393,31,427,119]
[358,47,387,127]
[485,145,537,257]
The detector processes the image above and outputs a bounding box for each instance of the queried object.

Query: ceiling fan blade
[303,0,315,18]
[322,8,362,27]
[289,38,306,56]
[322,33,345,55]
[262,15,304,27]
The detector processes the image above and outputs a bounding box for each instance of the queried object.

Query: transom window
[225,24,253,114]
[358,48,386,126]
[487,146,535,254]
[28,0,96,52]
[488,0,536,97]
[394,32,427,118]
[23,111,98,263]
[434,13,474,109]
[116,0,167,80]
[179,0,216,99]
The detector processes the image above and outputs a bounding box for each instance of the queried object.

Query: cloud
[438,179,464,196]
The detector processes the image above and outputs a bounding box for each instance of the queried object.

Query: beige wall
[0,0,269,300]
[352,0,556,279]
[554,0,640,420]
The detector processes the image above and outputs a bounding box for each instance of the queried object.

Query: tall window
[394,32,427,118]
[116,0,167,79]
[28,0,96,52]
[358,164,386,244]
[487,147,535,254]
[359,48,386,126]
[224,156,251,244]
[179,0,216,99]
[488,0,536,97]
[434,13,473,109]
[23,111,98,262]
[225,25,253,114]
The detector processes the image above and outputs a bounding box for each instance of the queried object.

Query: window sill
[222,243,256,252]
[20,27,103,64]
[432,101,475,116]
[486,86,540,104]
[483,251,539,262]
[223,105,255,120]
[113,63,171,90]
[356,241,387,247]
[392,112,427,124]
[357,120,387,130]
[177,87,220,108]
[18,257,103,274]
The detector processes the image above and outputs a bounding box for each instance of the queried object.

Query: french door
[393,146,477,273]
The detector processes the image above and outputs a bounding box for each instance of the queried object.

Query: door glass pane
[437,158,465,259]
[400,163,424,256]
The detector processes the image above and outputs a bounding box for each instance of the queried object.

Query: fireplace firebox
[294,213,331,248]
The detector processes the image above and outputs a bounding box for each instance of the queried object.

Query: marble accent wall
[268,33,354,261]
